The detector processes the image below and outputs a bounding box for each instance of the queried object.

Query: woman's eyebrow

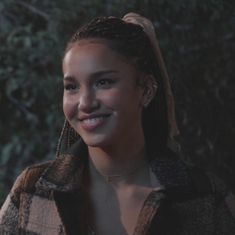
[89,70,119,79]
[63,76,76,81]
[63,70,119,81]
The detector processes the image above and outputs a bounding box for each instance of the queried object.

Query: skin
[62,39,161,235]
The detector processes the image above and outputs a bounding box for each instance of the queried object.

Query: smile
[79,114,111,131]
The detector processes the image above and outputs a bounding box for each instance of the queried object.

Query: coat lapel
[36,139,88,193]
[53,190,86,234]
[34,139,89,234]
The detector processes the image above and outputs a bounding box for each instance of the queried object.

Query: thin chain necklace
[99,163,147,183]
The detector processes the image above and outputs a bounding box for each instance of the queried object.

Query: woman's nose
[78,88,99,112]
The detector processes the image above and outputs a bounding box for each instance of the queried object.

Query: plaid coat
[1,141,235,235]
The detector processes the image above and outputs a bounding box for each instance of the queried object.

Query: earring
[153,81,158,90]
[143,86,153,107]
[67,124,79,147]
[144,97,152,108]
[140,76,158,108]
[56,120,69,157]
[55,120,80,157]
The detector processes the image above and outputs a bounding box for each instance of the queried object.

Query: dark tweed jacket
[0,141,235,235]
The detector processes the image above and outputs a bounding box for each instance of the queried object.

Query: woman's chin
[81,134,111,148]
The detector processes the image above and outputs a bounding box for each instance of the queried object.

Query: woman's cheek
[63,96,77,120]
[99,89,122,107]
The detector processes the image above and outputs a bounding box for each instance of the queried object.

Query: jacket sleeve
[0,194,19,235]
[0,169,28,235]
[0,161,51,235]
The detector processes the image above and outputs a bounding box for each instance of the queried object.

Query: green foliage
[0,0,234,205]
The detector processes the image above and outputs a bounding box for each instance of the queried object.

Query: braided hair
[61,16,169,159]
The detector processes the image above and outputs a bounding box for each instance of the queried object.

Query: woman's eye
[96,79,114,87]
[64,83,79,91]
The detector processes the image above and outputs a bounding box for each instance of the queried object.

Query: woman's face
[63,39,145,147]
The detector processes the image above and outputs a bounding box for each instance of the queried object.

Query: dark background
[0,0,234,205]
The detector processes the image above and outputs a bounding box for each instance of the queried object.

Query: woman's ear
[140,75,158,108]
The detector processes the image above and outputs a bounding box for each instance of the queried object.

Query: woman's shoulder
[152,157,215,195]
[151,151,228,197]
[187,165,227,195]
[10,161,53,206]
[155,157,235,232]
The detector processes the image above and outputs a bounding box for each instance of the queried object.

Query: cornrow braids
[56,120,68,157]
[66,17,161,81]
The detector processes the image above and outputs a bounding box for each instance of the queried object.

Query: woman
[0,13,235,235]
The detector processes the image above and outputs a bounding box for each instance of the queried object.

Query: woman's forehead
[64,41,123,66]
[63,41,137,77]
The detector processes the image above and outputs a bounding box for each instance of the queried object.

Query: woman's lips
[79,114,111,131]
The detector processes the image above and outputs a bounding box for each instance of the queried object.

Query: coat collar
[35,140,195,197]
[35,139,88,192]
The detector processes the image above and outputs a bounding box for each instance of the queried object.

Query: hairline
[64,37,148,81]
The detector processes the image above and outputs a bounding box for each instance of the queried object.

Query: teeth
[82,116,106,125]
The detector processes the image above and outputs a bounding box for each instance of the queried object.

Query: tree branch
[15,0,49,21]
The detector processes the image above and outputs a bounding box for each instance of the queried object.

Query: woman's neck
[87,138,148,186]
